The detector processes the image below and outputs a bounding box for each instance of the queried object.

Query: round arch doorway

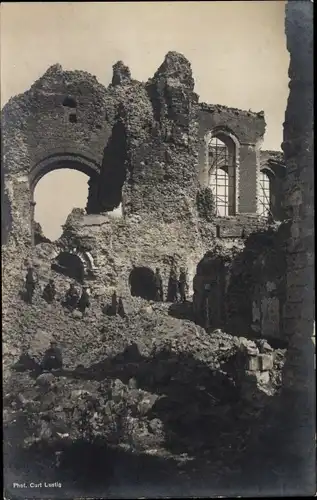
[51,251,86,283]
[30,153,101,244]
[129,267,157,301]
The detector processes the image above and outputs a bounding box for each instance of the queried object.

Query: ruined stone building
[2,51,287,339]
[279,0,314,487]
[1,0,314,493]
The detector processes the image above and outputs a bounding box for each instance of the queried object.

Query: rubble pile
[3,281,286,466]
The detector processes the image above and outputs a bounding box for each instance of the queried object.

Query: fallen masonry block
[72,310,83,319]
[36,372,55,386]
[238,338,259,357]
[255,370,271,386]
[259,353,274,371]
[255,339,274,353]
[246,355,260,371]
[244,369,271,386]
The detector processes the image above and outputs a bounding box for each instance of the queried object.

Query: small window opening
[63,96,77,108]
[69,113,77,124]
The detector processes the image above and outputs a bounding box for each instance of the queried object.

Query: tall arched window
[258,169,271,216]
[208,136,236,216]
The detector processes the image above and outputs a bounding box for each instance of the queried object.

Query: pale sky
[1,1,289,240]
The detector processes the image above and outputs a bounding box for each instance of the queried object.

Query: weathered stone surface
[110,378,127,402]
[148,418,164,434]
[255,338,273,354]
[33,220,51,245]
[217,225,243,239]
[72,310,83,319]
[71,389,92,398]
[137,394,158,416]
[27,330,54,361]
[238,338,259,356]
[192,224,286,339]
[264,2,315,494]
[258,353,274,372]
[36,372,55,387]
[251,370,270,387]
[239,369,272,406]
[111,61,132,87]
[128,377,138,389]
[246,356,260,372]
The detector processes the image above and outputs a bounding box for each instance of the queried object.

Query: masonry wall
[54,208,285,345]
[1,53,202,252]
[45,210,206,301]
[1,66,112,179]
[122,52,200,222]
[2,51,282,256]
[1,65,113,251]
[32,209,283,342]
[2,50,288,348]
[280,0,315,491]
[193,222,286,340]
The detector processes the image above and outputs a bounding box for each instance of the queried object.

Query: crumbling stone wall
[232,338,277,406]
[57,210,205,300]
[2,50,287,343]
[1,64,112,252]
[50,207,288,332]
[100,52,200,222]
[279,0,315,488]
[249,225,286,340]
[140,52,199,221]
[193,223,286,340]
[1,53,201,253]
[1,67,112,320]
[2,51,283,252]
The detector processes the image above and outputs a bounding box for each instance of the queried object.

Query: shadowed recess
[51,252,85,284]
[129,267,156,301]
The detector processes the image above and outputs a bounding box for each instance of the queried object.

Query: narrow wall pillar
[238,144,259,213]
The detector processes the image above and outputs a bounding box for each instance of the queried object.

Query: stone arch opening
[30,154,100,193]
[79,250,95,271]
[30,154,101,242]
[129,267,156,301]
[204,129,239,216]
[34,169,90,241]
[258,159,287,221]
[51,251,85,283]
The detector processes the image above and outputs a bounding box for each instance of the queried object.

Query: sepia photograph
[1,1,314,498]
